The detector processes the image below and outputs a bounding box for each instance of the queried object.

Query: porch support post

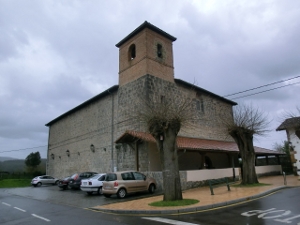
[231,154,236,180]
[266,155,269,165]
[135,141,139,171]
[276,155,280,164]
[200,153,206,169]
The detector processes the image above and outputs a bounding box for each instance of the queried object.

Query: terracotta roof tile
[116,130,283,155]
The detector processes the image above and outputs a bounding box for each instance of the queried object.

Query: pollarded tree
[226,105,270,185]
[25,152,41,172]
[137,91,194,201]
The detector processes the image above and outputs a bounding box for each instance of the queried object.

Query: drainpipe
[108,89,115,172]
[46,127,51,175]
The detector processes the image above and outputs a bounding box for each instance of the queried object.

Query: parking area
[3,185,157,208]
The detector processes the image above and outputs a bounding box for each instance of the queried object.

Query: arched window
[157,44,163,58]
[128,44,136,60]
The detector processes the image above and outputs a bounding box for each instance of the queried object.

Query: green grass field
[149,199,199,207]
[0,179,32,188]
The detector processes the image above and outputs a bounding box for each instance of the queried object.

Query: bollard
[283,171,287,185]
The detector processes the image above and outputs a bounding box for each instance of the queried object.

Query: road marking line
[2,202,11,206]
[32,214,51,222]
[142,217,199,225]
[14,207,26,212]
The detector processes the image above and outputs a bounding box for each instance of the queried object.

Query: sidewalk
[90,175,300,215]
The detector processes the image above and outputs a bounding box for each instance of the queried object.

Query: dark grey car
[68,172,98,189]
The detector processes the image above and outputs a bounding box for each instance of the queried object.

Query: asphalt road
[163,187,300,225]
[1,185,300,225]
[2,185,156,208]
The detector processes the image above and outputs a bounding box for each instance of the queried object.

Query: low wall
[255,165,282,176]
[186,168,239,182]
[144,165,282,192]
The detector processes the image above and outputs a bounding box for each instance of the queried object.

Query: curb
[89,186,291,215]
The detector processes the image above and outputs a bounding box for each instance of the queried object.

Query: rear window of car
[105,173,117,181]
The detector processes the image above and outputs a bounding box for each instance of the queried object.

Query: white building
[277,116,300,175]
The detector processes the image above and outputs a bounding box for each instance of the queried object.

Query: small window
[129,44,136,60]
[196,101,201,110]
[196,99,204,113]
[200,99,204,113]
[161,95,165,103]
[157,44,163,58]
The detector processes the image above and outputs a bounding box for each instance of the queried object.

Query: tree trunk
[155,127,183,201]
[230,131,259,185]
[295,128,300,139]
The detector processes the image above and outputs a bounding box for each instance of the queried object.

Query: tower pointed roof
[116,21,176,47]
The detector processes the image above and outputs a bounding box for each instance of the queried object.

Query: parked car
[58,176,72,190]
[31,175,59,187]
[102,171,156,198]
[68,172,98,189]
[80,173,106,195]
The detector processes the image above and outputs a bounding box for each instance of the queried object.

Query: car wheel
[62,186,68,190]
[104,194,111,198]
[87,192,93,195]
[97,187,103,195]
[32,184,37,187]
[37,182,42,187]
[117,188,127,199]
[54,180,59,185]
[148,184,155,194]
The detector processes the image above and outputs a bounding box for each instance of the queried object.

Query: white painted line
[14,207,26,212]
[142,217,199,225]
[32,214,51,222]
[2,202,11,207]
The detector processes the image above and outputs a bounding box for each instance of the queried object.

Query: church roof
[116,21,177,47]
[115,130,283,155]
[175,79,237,106]
[276,116,300,131]
[45,85,119,126]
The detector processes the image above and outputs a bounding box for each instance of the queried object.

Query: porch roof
[115,130,284,156]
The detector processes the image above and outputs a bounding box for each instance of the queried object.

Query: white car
[31,175,59,187]
[80,173,106,195]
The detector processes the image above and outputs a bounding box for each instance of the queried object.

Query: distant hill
[0,157,17,162]
[0,158,46,173]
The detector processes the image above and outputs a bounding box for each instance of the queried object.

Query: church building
[46,22,282,189]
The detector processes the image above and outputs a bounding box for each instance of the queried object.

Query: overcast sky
[1,0,299,159]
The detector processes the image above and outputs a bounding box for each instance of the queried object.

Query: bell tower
[116,21,177,86]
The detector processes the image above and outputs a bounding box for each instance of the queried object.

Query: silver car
[80,173,106,195]
[102,171,156,198]
[31,175,59,187]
